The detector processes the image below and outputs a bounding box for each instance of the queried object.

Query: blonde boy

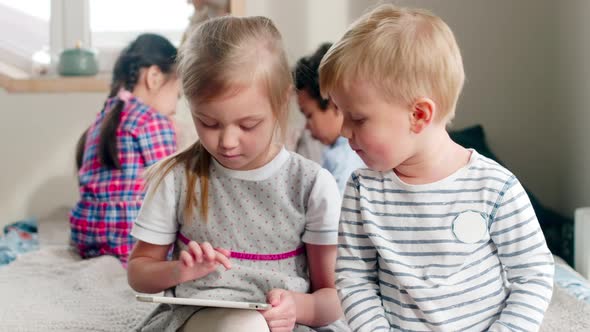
[320,4,554,332]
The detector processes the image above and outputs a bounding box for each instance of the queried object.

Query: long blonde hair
[145,16,292,224]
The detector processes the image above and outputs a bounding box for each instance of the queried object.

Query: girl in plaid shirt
[70,34,179,265]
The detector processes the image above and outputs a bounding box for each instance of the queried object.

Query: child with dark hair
[70,33,179,265]
[294,43,365,193]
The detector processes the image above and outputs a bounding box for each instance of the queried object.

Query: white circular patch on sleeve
[452,211,488,244]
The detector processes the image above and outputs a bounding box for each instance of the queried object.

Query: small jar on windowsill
[57,41,99,77]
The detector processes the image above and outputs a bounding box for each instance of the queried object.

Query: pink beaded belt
[177,232,304,261]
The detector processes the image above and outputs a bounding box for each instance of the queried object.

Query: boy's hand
[260,289,297,332]
[176,241,231,282]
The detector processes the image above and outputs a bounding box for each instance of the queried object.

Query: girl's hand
[260,289,297,332]
[176,241,232,283]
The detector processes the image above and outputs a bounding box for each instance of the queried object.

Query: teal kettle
[57,41,99,76]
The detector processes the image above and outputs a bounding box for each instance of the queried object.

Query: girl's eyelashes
[199,119,219,128]
[198,118,261,130]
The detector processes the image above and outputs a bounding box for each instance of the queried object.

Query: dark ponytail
[75,128,89,171]
[98,33,177,169]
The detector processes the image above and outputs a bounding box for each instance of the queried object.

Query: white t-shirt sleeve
[131,170,179,245]
[302,168,341,245]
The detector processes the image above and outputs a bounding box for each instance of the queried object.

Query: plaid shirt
[70,95,176,265]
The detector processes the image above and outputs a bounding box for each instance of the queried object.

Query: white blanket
[1,247,589,331]
[541,285,590,331]
[0,246,156,331]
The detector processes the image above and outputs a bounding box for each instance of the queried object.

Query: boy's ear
[145,65,164,91]
[409,97,435,133]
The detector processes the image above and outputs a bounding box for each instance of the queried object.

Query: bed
[0,206,589,331]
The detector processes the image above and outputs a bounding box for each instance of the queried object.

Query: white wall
[387,0,564,214]
[557,1,590,214]
[0,91,194,229]
[245,0,349,63]
[356,1,590,217]
[0,91,104,226]
[248,0,570,215]
[3,0,588,229]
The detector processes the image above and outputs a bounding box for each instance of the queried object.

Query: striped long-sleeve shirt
[336,150,554,332]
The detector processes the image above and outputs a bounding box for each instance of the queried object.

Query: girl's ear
[409,97,435,134]
[145,65,165,91]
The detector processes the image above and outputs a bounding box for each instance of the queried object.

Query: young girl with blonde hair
[128,16,347,332]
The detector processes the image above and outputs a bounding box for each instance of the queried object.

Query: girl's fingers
[260,305,281,320]
[214,251,232,270]
[267,318,291,328]
[188,241,203,263]
[214,247,231,257]
[200,242,216,261]
[266,289,283,307]
[266,319,289,329]
[186,242,231,269]
[270,328,292,332]
[180,250,194,267]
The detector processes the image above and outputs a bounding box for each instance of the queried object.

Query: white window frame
[50,0,91,61]
[2,0,186,76]
[0,0,87,76]
[2,0,240,76]
[0,1,51,75]
[83,0,189,73]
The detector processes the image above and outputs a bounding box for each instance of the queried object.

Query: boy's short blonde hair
[319,4,465,122]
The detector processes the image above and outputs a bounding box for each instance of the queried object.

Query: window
[90,0,194,72]
[0,0,238,77]
[0,0,50,73]
[90,0,192,47]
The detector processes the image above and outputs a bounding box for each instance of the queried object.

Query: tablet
[136,295,271,310]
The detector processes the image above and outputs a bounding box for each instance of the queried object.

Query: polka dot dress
[140,150,334,332]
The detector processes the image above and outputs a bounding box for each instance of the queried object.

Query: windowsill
[0,0,247,94]
[0,72,110,93]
